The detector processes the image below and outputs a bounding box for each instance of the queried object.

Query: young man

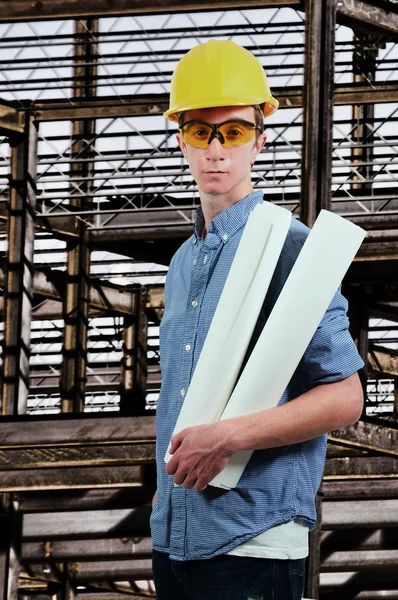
[150,40,364,600]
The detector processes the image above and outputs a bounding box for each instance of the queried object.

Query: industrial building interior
[0,0,397,598]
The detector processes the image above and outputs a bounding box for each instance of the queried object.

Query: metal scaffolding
[0,0,398,598]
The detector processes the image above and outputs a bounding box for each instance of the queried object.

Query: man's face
[176,105,266,200]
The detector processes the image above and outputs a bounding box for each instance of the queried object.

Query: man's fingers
[173,466,188,486]
[182,474,197,490]
[170,429,188,454]
[169,435,181,455]
[165,454,178,476]
[194,478,208,492]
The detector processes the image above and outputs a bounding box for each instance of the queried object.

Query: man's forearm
[223,372,364,455]
[166,373,363,491]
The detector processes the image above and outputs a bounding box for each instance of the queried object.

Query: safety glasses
[179,119,261,149]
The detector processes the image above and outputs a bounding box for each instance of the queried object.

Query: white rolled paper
[165,201,292,463]
[210,210,366,489]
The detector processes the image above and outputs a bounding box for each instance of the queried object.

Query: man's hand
[165,421,234,492]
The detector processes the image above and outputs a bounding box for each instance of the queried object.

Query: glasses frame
[179,118,262,147]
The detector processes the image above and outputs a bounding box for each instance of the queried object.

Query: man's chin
[199,184,229,196]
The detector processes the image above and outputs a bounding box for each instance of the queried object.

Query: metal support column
[305,492,322,599]
[301,0,336,227]
[120,288,148,412]
[351,34,378,194]
[60,19,98,413]
[358,303,369,376]
[0,497,21,600]
[1,115,38,415]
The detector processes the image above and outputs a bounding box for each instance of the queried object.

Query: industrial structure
[0,0,398,598]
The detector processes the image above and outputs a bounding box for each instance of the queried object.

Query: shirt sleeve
[299,286,364,386]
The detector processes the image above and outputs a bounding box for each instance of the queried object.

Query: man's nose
[205,136,225,159]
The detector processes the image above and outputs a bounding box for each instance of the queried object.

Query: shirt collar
[192,190,264,244]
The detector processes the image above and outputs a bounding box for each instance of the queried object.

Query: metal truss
[0,3,398,600]
[0,4,396,419]
[1,7,398,238]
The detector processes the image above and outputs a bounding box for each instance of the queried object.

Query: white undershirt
[226,520,309,560]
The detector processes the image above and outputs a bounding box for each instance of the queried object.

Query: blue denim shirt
[150,190,364,561]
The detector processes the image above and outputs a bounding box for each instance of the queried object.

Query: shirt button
[203,255,208,264]
[222,233,229,241]
[185,344,191,352]
[193,259,197,265]
[180,388,186,397]
[192,299,198,308]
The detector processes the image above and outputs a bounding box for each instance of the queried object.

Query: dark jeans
[152,549,306,600]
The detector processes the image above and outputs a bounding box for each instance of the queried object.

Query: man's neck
[200,185,254,239]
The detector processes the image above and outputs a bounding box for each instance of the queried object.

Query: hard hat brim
[164,98,279,123]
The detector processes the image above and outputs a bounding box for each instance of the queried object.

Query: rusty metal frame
[0,0,398,42]
[60,19,97,413]
[0,0,303,22]
[0,103,25,138]
[0,415,155,491]
[1,114,38,416]
[301,0,336,226]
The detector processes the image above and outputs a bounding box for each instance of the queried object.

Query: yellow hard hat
[164,39,279,122]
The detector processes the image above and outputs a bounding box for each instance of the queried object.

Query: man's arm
[166,372,363,491]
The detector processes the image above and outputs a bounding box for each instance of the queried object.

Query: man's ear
[252,132,267,164]
[176,132,188,161]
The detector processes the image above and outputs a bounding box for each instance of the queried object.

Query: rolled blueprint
[165,201,292,463]
[210,210,366,489]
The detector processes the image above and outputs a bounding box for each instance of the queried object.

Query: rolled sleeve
[300,286,364,386]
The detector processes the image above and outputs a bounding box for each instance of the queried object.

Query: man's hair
[253,104,265,137]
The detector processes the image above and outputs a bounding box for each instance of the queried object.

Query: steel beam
[1,114,38,415]
[0,415,155,445]
[0,466,147,492]
[67,559,152,581]
[0,414,155,491]
[337,0,398,38]
[23,507,151,539]
[0,0,302,22]
[21,537,152,562]
[324,455,398,477]
[28,83,398,123]
[322,479,398,499]
[322,499,398,528]
[0,443,155,470]
[322,549,398,571]
[368,344,398,376]
[300,0,336,226]
[0,267,138,315]
[60,19,97,413]
[16,488,156,512]
[329,419,398,457]
[33,95,170,122]
[321,527,398,550]
[1,0,398,41]
[0,103,24,137]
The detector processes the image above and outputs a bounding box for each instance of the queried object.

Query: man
[150,39,364,600]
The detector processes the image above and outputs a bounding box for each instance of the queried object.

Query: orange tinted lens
[181,121,212,148]
[217,121,255,147]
